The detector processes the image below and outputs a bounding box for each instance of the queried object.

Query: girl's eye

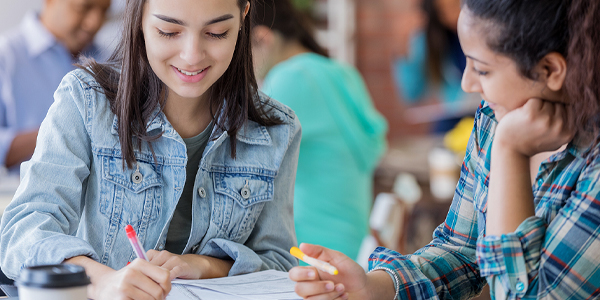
[157,29,178,38]
[473,67,488,76]
[207,31,229,40]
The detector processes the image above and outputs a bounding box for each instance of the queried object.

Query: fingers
[129,259,172,296]
[299,243,337,262]
[126,268,167,300]
[147,250,174,266]
[295,282,346,300]
[289,266,320,282]
[162,257,194,280]
[146,249,159,261]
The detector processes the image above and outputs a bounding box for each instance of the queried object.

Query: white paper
[168,270,302,300]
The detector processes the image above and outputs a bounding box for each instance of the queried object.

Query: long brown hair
[80,0,282,169]
[464,0,600,146]
[252,0,328,57]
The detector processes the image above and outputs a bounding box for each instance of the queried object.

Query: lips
[175,66,208,76]
[171,65,210,83]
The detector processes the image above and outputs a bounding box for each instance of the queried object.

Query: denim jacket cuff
[202,238,263,276]
[25,235,99,269]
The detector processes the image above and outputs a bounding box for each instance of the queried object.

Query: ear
[243,1,250,20]
[539,52,567,92]
[251,25,275,49]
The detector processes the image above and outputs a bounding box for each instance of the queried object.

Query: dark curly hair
[463,0,600,145]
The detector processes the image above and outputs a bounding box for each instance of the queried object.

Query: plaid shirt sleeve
[478,160,600,299]
[368,103,489,299]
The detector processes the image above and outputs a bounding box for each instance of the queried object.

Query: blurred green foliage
[292,0,314,12]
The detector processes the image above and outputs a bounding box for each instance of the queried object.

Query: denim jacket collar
[109,106,272,146]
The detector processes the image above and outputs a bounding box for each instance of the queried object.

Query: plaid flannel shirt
[369,102,600,299]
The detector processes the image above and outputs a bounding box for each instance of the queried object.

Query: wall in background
[355,0,429,138]
[0,0,42,33]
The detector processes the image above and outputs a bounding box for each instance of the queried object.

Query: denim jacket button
[240,187,251,199]
[198,187,206,198]
[131,170,143,184]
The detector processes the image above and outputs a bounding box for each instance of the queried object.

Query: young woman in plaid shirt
[289,0,600,299]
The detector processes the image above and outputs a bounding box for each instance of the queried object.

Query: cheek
[145,37,176,66]
[208,40,238,68]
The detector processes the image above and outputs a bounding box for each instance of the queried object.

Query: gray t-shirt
[164,122,214,254]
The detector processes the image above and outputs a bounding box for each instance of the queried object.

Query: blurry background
[0,0,433,137]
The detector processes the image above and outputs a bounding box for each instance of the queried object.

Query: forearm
[189,254,233,278]
[366,270,396,300]
[487,142,535,235]
[5,129,38,168]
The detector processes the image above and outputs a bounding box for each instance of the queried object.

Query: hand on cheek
[494,98,575,157]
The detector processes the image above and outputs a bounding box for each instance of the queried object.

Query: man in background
[0,0,111,172]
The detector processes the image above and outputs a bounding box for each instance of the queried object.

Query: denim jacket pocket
[99,155,163,228]
[212,171,274,240]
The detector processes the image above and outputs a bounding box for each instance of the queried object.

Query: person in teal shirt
[251,0,388,260]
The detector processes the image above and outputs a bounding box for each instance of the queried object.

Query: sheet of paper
[168,284,247,300]
[171,270,302,300]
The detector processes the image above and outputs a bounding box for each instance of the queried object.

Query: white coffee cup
[17,264,90,300]
[428,147,460,201]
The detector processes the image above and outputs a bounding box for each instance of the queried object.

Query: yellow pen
[290,247,339,275]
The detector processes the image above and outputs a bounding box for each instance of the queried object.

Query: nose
[180,35,204,66]
[461,61,482,94]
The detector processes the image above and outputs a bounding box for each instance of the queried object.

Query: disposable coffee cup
[428,147,460,201]
[17,264,90,300]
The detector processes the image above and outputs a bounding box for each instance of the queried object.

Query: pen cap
[125,224,136,238]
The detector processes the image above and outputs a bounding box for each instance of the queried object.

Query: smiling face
[141,0,248,105]
[458,8,559,121]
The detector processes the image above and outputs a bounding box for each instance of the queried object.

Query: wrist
[492,139,531,161]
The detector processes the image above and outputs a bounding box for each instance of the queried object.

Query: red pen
[125,224,148,261]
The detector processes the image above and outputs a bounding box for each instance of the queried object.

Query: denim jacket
[0,69,301,279]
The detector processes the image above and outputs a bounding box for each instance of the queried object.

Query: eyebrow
[466,55,490,65]
[153,14,235,27]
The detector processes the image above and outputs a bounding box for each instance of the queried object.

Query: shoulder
[64,68,105,90]
[266,54,329,83]
[256,91,297,126]
[53,68,114,123]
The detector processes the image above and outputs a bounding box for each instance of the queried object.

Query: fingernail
[308,271,315,279]
[336,284,344,292]
[326,283,334,291]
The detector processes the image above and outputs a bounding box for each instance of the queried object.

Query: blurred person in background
[0,0,111,172]
[392,0,475,133]
[251,0,388,261]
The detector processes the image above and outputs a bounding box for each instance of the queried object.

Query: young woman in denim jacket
[289,0,600,299]
[0,0,301,298]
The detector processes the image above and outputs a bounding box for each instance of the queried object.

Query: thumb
[299,243,337,262]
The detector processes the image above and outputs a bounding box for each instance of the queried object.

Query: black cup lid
[16,264,90,288]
